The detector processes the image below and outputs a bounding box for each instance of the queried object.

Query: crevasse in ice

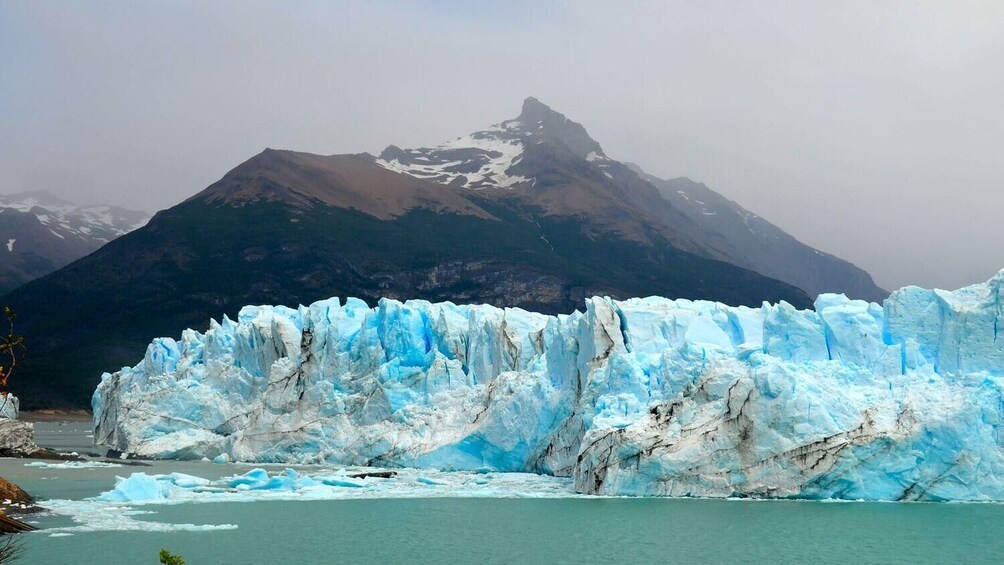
[93,270,1004,501]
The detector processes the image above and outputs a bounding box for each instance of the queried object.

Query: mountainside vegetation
[2,98,885,409]
[3,190,809,408]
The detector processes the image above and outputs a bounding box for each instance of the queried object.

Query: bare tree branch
[0,534,24,563]
[0,307,25,396]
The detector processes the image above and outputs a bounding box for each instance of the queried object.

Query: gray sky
[2,1,1003,291]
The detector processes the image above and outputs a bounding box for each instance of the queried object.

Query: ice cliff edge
[94,270,1004,501]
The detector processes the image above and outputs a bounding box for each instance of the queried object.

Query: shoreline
[20,410,92,423]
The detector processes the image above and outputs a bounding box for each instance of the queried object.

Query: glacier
[93,271,1004,501]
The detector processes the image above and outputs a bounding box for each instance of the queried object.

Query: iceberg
[40,467,573,535]
[93,271,1004,501]
[91,467,575,504]
[24,461,123,469]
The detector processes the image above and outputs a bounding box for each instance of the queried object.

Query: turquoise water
[5,422,1004,564]
[20,497,1004,564]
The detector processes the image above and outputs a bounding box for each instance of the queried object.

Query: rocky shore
[0,395,86,533]
[0,417,79,460]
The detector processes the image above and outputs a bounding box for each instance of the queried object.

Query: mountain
[2,100,813,409]
[378,97,885,302]
[0,191,149,294]
[376,97,745,263]
[630,169,887,302]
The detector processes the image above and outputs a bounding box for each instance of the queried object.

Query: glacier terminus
[93,271,1004,501]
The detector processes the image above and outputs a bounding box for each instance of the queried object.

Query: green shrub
[159,549,185,565]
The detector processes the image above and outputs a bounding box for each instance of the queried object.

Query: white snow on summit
[0,192,150,244]
[376,120,531,190]
[376,99,617,191]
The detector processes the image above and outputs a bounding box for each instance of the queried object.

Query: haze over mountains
[0,191,149,294]
[633,170,887,302]
[377,97,885,302]
[2,98,884,408]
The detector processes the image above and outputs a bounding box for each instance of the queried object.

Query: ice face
[0,393,20,419]
[93,270,1004,501]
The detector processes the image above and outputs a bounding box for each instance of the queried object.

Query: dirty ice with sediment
[91,271,1004,502]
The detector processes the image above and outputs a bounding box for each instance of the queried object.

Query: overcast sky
[2,1,1003,291]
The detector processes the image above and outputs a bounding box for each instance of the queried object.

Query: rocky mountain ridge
[0,191,149,294]
[2,98,879,408]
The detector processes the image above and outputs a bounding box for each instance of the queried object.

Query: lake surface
[4,421,1004,564]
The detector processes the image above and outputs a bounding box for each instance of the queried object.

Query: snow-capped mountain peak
[376,97,606,190]
[516,97,605,160]
[0,190,151,293]
[0,191,149,244]
[377,119,530,190]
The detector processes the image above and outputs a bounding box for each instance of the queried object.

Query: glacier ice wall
[94,271,1004,501]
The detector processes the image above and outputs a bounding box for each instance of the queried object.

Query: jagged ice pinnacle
[94,271,1004,501]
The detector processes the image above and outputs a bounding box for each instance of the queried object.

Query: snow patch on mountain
[376,120,530,190]
[375,98,612,190]
[0,191,149,244]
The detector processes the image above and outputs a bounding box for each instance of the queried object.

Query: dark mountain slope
[3,150,809,408]
[379,97,745,264]
[0,208,93,293]
[633,169,887,302]
[196,150,492,219]
[379,98,886,302]
[0,191,149,294]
